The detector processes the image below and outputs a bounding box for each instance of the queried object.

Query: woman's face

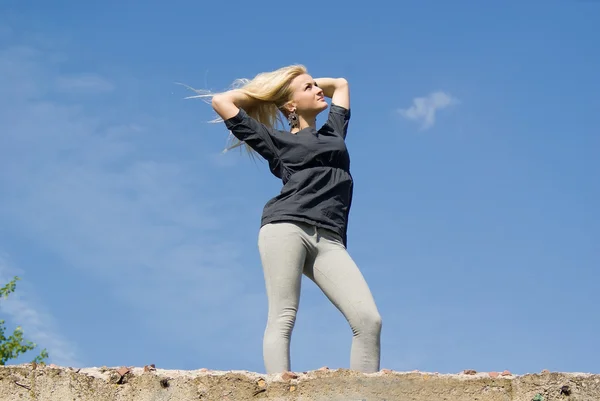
[288,73,328,116]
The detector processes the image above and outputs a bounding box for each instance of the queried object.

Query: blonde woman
[207,65,382,374]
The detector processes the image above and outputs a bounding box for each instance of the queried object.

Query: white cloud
[398,91,459,130]
[0,255,83,367]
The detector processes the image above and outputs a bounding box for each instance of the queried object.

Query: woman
[206,65,382,374]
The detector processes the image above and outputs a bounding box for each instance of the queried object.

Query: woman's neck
[291,115,316,134]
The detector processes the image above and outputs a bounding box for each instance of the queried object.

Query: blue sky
[0,1,598,375]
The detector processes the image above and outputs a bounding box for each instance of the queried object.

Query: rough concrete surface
[1,364,599,401]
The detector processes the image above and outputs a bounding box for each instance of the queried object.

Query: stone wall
[1,364,599,401]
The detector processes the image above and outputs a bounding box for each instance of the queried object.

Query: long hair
[184,64,308,154]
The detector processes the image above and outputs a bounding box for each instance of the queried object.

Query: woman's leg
[304,228,382,373]
[258,222,313,374]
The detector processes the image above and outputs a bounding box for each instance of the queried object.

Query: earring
[287,110,299,129]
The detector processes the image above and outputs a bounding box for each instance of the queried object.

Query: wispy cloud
[0,255,82,367]
[0,30,267,369]
[398,91,459,130]
[54,73,115,94]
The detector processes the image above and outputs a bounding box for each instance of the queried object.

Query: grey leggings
[258,221,382,374]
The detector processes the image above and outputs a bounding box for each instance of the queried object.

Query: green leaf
[0,276,49,365]
[0,276,20,299]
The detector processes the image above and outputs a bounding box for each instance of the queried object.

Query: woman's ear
[282,100,296,115]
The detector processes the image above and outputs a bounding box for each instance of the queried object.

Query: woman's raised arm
[211,90,255,121]
[315,77,350,110]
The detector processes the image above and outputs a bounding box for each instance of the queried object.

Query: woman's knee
[268,306,298,333]
[367,311,383,333]
[353,309,382,336]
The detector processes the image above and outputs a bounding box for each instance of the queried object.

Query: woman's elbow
[336,78,349,88]
[211,94,230,115]
[211,93,239,120]
[211,94,225,110]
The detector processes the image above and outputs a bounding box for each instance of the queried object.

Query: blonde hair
[185,64,308,154]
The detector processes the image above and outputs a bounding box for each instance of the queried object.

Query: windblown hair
[185,64,308,154]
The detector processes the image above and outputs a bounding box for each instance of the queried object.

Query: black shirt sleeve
[325,103,351,139]
[224,108,280,162]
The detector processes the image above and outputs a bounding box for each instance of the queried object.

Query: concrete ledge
[1,364,599,401]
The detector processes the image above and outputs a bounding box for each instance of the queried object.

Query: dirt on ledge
[1,364,599,401]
